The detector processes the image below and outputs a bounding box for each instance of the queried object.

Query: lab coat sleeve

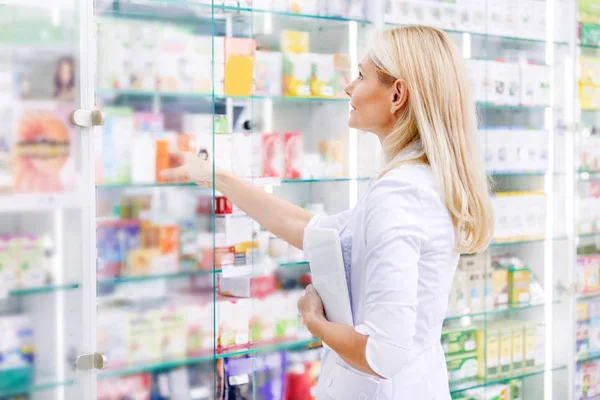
[305,209,353,231]
[354,174,429,379]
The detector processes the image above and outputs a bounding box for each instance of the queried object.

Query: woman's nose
[344,83,352,98]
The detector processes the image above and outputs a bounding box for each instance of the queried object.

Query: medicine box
[441,327,477,356]
[446,351,478,383]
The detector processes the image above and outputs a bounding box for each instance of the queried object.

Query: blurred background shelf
[7,283,80,298]
[97,270,218,286]
[449,365,567,395]
[444,299,562,323]
[0,376,74,398]
[0,193,82,213]
[98,338,321,379]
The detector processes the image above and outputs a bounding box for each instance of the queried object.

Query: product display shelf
[278,260,309,268]
[98,338,321,380]
[578,169,600,180]
[384,23,568,47]
[97,270,219,285]
[98,1,371,25]
[488,171,551,178]
[449,364,568,395]
[443,299,562,323]
[95,89,352,104]
[578,231,600,239]
[0,376,75,399]
[577,352,600,364]
[7,283,80,298]
[0,192,82,213]
[577,292,600,302]
[490,236,569,248]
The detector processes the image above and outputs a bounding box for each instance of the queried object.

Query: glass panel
[93,1,218,398]
[0,0,87,398]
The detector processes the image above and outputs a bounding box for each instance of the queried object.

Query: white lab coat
[305,160,459,400]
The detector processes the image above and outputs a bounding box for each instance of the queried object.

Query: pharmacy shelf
[96,89,351,104]
[0,376,74,398]
[578,231,600,239]
[449,364,567,394]
[385,23,567,46]
[97,269,219,286]
[578,170,600,180]
[98,0,370,25]
[98,338,321,379]
[279,261,309,268]
[490,236,569,247]
[444,299,561,323]
[577,352,600,364]
[488,171,549,177]
[6,283,79,298]
[0,192,82,213]
[96,177,369,190]
[578,292,600,302]
[476,103,548,111]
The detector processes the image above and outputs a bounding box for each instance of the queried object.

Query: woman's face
[59,61,72,85]
[345,57,401,138]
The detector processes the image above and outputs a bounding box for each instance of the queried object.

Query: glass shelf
[444,299,561,322]
[476,102,548,111]
[579,231,600,239]
[0,376,74,398]
[449,364,567,394]
[490,236,569,247]
[279,261,309,268]
[579,170,600,180]
[99,338,321,379]
[97,269,219,285]
[281,177,370,184]
[7,283,79,298]
[577,292,600,302]
[489,171,548,177]
[384,23,567,46]
[96,89,350,104]
[96,182,205,190]
[577,352,600,364]
[98,1,370,25]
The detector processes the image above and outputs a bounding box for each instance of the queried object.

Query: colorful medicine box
[441,327,477,356]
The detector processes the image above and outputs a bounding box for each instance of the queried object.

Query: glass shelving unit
[0,1,586,399]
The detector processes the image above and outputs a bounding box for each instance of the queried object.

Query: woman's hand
[159,152,214,188]
[298,284,326,334]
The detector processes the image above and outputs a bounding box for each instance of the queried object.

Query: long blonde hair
[369,26,493,254]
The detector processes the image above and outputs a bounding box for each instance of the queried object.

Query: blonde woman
[162,26,493,400]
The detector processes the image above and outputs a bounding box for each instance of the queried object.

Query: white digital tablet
[303,228,353,327]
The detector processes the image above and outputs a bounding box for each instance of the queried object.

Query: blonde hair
[369,26,493,254]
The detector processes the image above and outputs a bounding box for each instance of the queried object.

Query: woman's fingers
[160,165,188,181]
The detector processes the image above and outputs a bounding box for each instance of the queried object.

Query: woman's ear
[391,79,409,114]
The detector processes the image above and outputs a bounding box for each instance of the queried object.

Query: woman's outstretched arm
[160,152,312,249]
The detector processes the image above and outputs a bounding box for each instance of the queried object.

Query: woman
[161,26,493,399]
[54,57,75,101]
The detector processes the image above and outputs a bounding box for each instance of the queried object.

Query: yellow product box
[578,302,591,322]
[441,327,477,356]
[446,351,478,383]
[498,324,513,375]
[492,267,509,307]
[283,53,312,97]
[281,30,309,54]
[508,268,531,304]
[310,54,335,97]
[524,323,537,368]
[476,326,499,378]
[511,323,525,371]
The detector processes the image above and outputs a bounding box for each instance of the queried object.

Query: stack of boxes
[447,253,532,317]
[443,322,545,385]
[491,192,547,243]
[577,299,600,359]
[481,129,548,174]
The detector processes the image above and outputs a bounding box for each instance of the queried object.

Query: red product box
[215,196,233,215]
[262,133,283,178]
[284,132,303,180]
[215,246,235,267]
[219,274,277,298]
